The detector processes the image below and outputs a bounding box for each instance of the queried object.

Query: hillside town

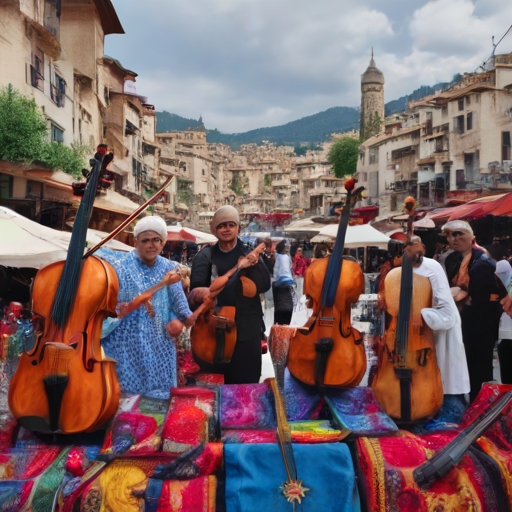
[3,1,512,511]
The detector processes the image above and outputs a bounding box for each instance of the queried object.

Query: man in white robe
[414,256,470,397]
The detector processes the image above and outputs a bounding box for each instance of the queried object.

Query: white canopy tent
[0,207,132,269]
[312,223,391,249]
[167,224,217,244]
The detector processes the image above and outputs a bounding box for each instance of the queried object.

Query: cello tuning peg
[345,178,357,192]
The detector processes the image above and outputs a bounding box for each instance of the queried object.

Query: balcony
[272,180,291,187]
[308,186,336,196]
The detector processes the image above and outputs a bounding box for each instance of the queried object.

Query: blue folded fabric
[273,275,295,288]
[225,443,360,512]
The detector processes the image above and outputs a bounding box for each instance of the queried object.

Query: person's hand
[188,287,210,307]
[183,315,195,328]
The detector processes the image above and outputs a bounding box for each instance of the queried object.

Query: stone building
[360,51,385,142]
[356,52,512,215]
[0,0,167,235]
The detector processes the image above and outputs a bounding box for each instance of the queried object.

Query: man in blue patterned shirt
[98,216,193,397]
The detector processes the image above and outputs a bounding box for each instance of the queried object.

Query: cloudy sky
[105,0,512,133]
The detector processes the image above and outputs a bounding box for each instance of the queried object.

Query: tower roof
[361,51,384,85]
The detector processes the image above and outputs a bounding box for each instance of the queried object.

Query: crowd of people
[2,203,512,409]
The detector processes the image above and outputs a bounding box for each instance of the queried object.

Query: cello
[287,179,366,387]
[8,149,171,434]
[189,243,266,364]
[371,197,443,423]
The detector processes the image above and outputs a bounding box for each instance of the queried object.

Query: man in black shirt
[443,220,502,402]
[189,205,271,384]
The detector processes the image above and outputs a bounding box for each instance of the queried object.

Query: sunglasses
[445,231,467,238]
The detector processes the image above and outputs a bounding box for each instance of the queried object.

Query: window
[51,123,64,143]
[453,115,464,134]
[202,169,205,175]
[503,131,511,161]
[458,99,464,111]
[0,173,13,199]
[369,147,379,165]
[26,180,43,199]
[475,94,480,103]
[31,49,44,91]
[467,112,473,131]
[442,106,448,117]
[50,72,66,107]
[466,95,471,106]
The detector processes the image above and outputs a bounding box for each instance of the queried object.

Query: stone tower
[360,50,385,141]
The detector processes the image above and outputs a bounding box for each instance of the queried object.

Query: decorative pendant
[280,480,310,504]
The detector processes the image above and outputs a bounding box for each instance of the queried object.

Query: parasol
[167,225,217,244]
[0,206,132,269]
[315,223,391,249]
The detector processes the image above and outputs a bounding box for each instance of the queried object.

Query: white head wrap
[134,216,167,241]
[210,205,240,235]
[441,220,474,237]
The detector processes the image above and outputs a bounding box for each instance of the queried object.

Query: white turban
[134,216,167,241]
[210,205,240,235]
[441,220,474,237]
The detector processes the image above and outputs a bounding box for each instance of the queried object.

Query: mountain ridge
[156,81,454,149]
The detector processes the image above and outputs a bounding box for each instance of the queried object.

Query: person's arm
[164,261,193,326]
[190,247,212,290]
[244,259,271,294]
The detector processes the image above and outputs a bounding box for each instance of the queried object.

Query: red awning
[167,229,197,242]
[424,192,512,227]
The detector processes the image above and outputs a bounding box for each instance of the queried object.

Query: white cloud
[105,0,512,132]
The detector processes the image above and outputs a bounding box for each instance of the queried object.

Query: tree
[0,84,90,177]
[327,136,359,178]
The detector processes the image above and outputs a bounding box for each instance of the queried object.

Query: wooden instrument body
[190,306,236,364]
[8,256,121,434]
[287,257,366,386]
[372,267,443,422]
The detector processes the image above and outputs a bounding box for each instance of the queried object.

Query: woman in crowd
[272,240,294,325]
[496,259,512,384]
[292,246,309,299]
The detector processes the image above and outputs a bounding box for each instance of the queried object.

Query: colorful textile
[221,382,276,429]
[224,443,359,512]
[0,480,33,511]
[324,387,398,436]
[0,447,62,479]
[282,368,322,421]
[289,420,349,444]
[460,383,512,507]
[222,430,276,444]
[163,387,217,454]
[413,394,468,434]
[153,443,223,481]
[156,475,217,512]
[356,431,505,512]
[97,249,192,395]
[101,412,160,457]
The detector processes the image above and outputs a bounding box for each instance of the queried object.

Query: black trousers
[463,333,495,403]
[194,337,262,385]
[498,339,512,385]
[273,284,293,326]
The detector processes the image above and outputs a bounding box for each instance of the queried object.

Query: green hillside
[156,111,205,132]
[155,80,455,148]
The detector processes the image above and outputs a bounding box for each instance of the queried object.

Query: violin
[287,179,366,387]
[190,243,266,364]
[371,197,443,423]
[8,149,121,434]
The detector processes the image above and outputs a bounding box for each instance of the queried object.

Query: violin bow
[83,176,173,260]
